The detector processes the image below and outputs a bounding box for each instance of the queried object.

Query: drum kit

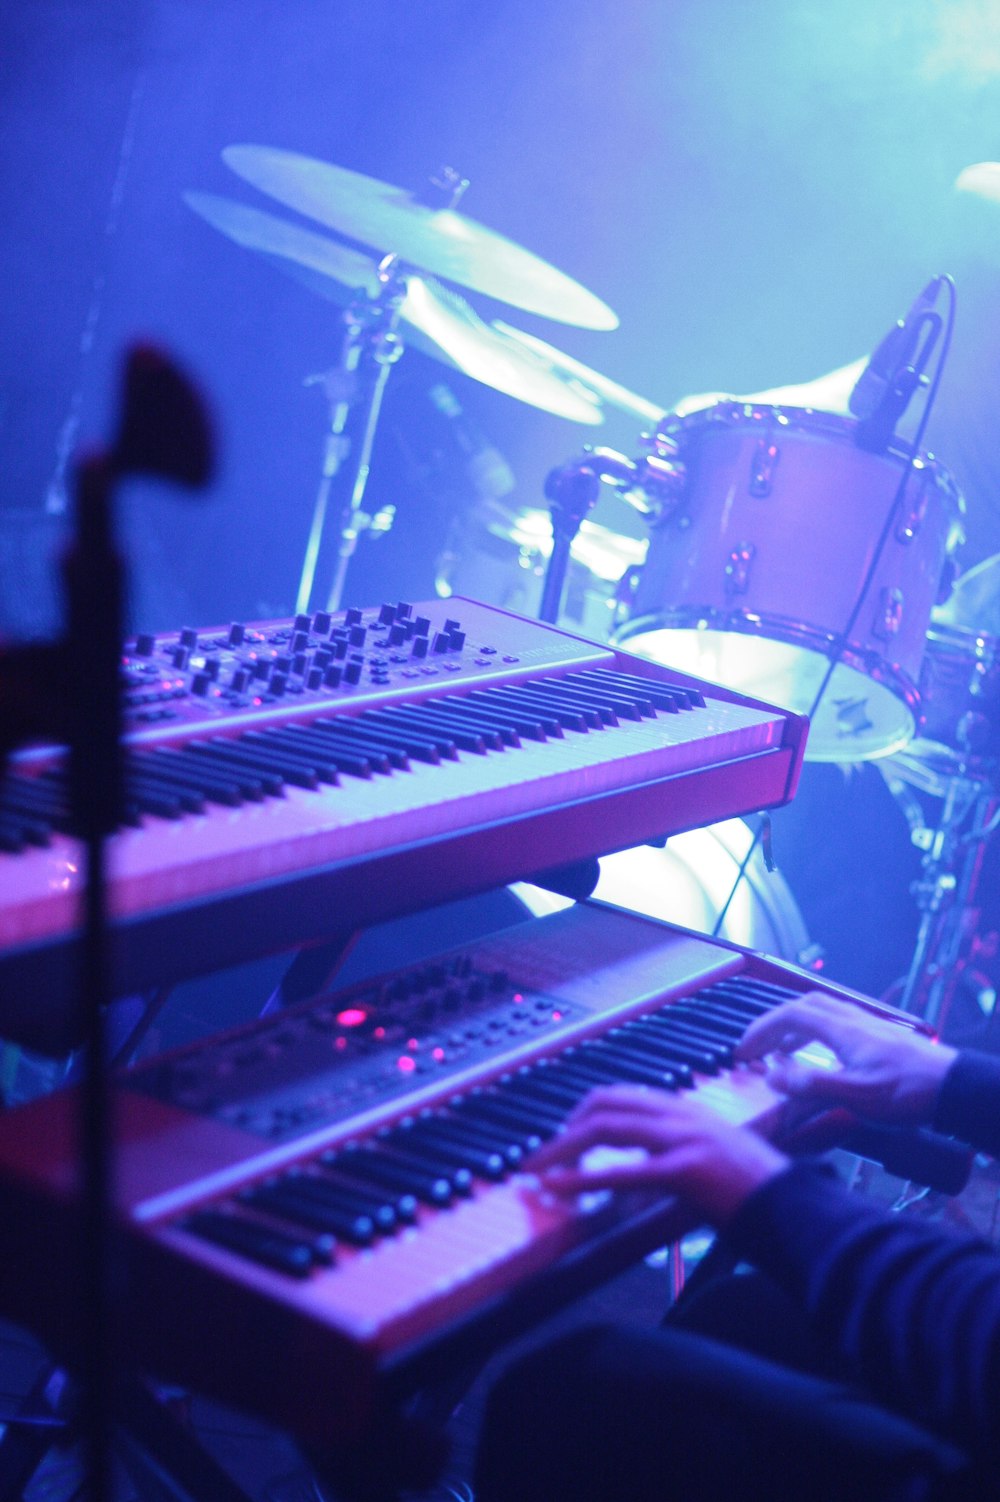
[186,147,1000,1031]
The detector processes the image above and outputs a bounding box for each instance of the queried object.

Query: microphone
[849,275,946,422]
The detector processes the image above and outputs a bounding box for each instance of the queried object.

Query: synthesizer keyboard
[0,902,924,1451]
[0,599,807,1048]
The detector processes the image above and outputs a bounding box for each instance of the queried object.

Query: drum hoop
[925,622,1000,662]
[657,401,960,492]
[615,606,922,715]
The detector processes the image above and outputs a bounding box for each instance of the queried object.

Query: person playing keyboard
[473,994,998,1501]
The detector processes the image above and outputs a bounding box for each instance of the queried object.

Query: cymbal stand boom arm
[296,256,407,616]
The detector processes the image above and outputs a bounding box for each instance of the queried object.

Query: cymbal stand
[888,764,1000,1030]
[296,255,407,616]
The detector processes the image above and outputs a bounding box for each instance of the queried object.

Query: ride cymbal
[184,191,603,424]
[221,145,618,330]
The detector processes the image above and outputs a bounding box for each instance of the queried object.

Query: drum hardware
[184,157,628,613]
[725,543,754,596]
[295,254,409,615]
[537,441,686,624]
[883,764,1000,1029]
[749,437,779,497]
[613,401,964,763]
[220,145,618,329]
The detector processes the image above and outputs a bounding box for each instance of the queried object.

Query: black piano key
[610,667,706,710]
[562,671,659,718]
[424,698,521,747]
[282,1172,399,1233]
[221,733,331,789]
[309,717,411,770]
[466,687,563,738]
[667,1003,749,1039]
[417,1111,525,1167]
[1,775,68,819]
[532,677,642,721]
[122,779,186,820]
[693,993,774,1023]
[253,726,374,779]
[632,1012,733,1059]
[396,701,508,751]
[0,821,30,853]
[621,1018,723,1074]
[504,1068,593,1110]
[145,747,249,805]
[575,668,703,712]
[708,979,800,1007]
[459,695,547,741]
[331,1147,453,1208]
[475,683,594,733]
[378,703,490,755]
[316,1160,418,1224]
[692,999,772,1030]
[520,679,621,726]
[171,743,282,798]
[353,712,447,763]
[244,1182,376,1245]
[127,769,205,815]
[575,1041,680,1091]
[489,1081,569,1131]
[358,708,461,760]
[446,1094,546,1153]
[182,1209,318,1277]
[600,1030,695,1087]
[653,1008,742,1046]
[278,722,392,775]
[376,1142,475,1196]
[388,1121,508,1181]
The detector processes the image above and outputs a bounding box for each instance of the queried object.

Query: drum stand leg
[295,262,407,618]
[893,772,999,1030]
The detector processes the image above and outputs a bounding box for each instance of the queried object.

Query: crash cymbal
[955,161,1000,203]
[184,191,603,424]
[220,145,618,330]
[492,321,666,425]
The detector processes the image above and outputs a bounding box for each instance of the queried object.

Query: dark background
[4,0,1000,1002]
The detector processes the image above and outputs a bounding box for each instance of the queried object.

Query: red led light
[513,993,524,1004]
[552,1010,563,1021]
[432,1046,445,1061]
[407,1038,419,1051]
[336,1007,368,1028]
[374,1026,386,1040]
[335,1036,347,1051]
[397,1055,416,1073]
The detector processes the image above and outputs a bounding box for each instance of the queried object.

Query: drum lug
[895,466,931,543]
[749,437,780,497]
[873,586,905,640]
[725,542,755,595]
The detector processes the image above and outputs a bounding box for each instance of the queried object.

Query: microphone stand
[0,346,213,1502]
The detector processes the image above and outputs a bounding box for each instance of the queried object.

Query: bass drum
[514,818,815,965]
[615,403,965,763]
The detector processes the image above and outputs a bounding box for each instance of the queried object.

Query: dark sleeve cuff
[933,1049,1000,1158]
[724,1158,883,1296]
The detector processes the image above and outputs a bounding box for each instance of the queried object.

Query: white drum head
[618,625,915,763]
